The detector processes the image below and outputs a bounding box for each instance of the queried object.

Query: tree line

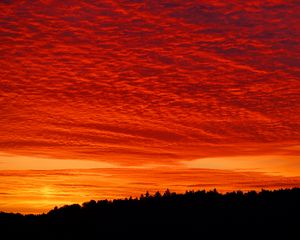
[0,188,299,239]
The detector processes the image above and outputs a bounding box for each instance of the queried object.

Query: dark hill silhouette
[1,188,300,239]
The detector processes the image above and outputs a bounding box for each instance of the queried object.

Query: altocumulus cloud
[0,0,299,169]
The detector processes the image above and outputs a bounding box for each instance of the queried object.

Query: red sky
[0,0,300,213]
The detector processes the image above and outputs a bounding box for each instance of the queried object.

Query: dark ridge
[1,188,300,239]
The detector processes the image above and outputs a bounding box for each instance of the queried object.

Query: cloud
[0,0,299,170]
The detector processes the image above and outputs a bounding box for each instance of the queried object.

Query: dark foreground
[1,188,299,239]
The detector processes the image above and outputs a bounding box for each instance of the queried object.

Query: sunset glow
[1,0,300,213]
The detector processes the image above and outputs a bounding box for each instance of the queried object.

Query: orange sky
[1,167,300,214]
[0,0,300,213]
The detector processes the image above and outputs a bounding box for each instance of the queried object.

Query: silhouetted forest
[1,188,300,239]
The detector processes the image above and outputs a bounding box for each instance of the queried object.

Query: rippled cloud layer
[1,0,300,168]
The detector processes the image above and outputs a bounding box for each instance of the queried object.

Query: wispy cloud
[1,167,300,214]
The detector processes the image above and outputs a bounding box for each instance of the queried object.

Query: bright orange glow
[1,168,300,214]
[0,0,300,213]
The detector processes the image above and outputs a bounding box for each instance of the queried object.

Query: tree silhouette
[0,188,299,239]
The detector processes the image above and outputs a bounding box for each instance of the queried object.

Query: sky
[0,0,300,213]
